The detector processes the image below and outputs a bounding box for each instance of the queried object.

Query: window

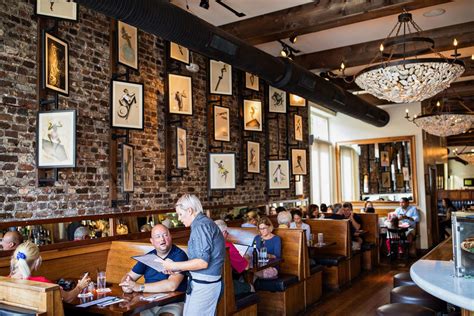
[340,146,360,201]
[310,111,329,142]
[311,140,333,205]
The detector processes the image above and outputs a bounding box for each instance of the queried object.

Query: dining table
[63,284,185,316]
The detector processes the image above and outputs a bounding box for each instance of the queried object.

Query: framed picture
[111,80,144,130]
[168,74,193,115]
[289,93,306,107]
[176,127,187,169]
[269,86,286,113]
[209,153,236,190]
[396,173,404,188]
[117,20,139,70]
[402,167,410,181]
[122,143,134,192]
[291,149,307,175]
[243,100,262,132]
[464,178,474,187]
[210,60,232,95]
[381,172,391,188]
[37,110,76,168]
[36,0,78,21]
[268,160,290,189]
[294,114,303,141]
[380,151,390,167]
[247,141,260,174]
[245,72,259,91]
[43,32,69,95]
[214,106,230,142]
[170,42,189,64]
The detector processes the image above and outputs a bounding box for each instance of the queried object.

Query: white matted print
[243,100,262,132]
[117,21,138,70]
[177,127,187,169]
[245,72,259,91]
[294,114,303,141]
[269,86,286,113]
[380,151,390,167]
[289,93,306,107]
[36,0,78,21]
[168,74,192,115]
[247,141,260,174]
[122,143,134,192]
[111,80,144,130]
[37,110,76,168]
[268,160,290,189]
[210,60,232,95]
[209,153,236,190]
[170,42,189,64]
[214,106,230,142]
[291,149,307,175]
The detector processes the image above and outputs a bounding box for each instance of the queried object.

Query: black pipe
[76,0,390,127]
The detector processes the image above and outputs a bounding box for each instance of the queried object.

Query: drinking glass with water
[259,247,268,263]
[97,271,107,293]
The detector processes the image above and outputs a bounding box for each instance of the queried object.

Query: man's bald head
[150,224,172,256]
[1,231,23,251]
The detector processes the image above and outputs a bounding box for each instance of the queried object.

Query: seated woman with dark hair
[308,204,320,219]
[290,209,311,245]
[320,203,328,214]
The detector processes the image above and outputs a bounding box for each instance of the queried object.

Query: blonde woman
[241,209,259,228]
[9,241,90,303]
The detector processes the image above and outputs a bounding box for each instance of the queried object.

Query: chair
[386,228,409,261]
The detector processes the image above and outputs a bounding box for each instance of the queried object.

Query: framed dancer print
[214,106,230,142]
[117,20,139,70]
[209,153,236,190]
[289,93,306,107]
[269,86,286,113]
[168,74,193,115]
[247,141,260,174]
[291,149,307,175]
[243,100,262,132]
[43,32,69,95]
[176,127,187,169]
[294,114,303,141]
[210,60,232,95]
[170,42,189,64]
[111,80,144,130]
[245,72,259,91]
[268,160,290,189]
[122,143,134,192]
[36,0,78,21]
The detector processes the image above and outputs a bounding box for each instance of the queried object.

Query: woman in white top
[290,209,311,245]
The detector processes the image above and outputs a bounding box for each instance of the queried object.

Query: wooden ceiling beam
[294,22,474,70]
[220,0,451,45]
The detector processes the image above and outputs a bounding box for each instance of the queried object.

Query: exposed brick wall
[0,0,309,221]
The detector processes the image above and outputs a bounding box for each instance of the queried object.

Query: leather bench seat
[393,272,416,288]
[314,255,346,266]
[390,285,446,312]
[310,264,324,275]
[361,242,376,251]
[254,273,298,292]
[235,292,259,311]
[0,304,36,316]
[376,303,435,316]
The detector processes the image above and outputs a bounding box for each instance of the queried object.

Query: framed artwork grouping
[214,106,230,142]
[243,100,262,132]
[169,42,189,64]
[168,74,193,115]
[117,20,139,70]
[122,143,134,192]
[36,0,78,21]
[268,86,286,113]
[209,153,236,190]
[247,141,260,174]
[291,149,307,175]
[43,32,69,95]
[111,80,144,130]
[268,160,290,190]
[176,127,187,169]
[209,60,232,95]
[37,109,76,168]
[245,72,259,91]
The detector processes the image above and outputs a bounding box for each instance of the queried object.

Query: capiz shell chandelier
[354,12,465,103]
[412,113,473,137]
[458,152,474,164]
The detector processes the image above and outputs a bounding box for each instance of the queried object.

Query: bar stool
[376,303,435,315]
[393,272,416,288]
[390,285,446,312]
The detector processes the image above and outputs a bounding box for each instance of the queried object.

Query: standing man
[119,224,188,316]
[1,231,23,251]
[162,194,225,316]
[393,197,420,256]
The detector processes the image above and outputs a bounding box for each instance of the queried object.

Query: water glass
[259,247,268,262]
[317,233,324,245]
[97,271,107,293]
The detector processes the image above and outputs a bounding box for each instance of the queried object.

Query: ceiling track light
[199,0,209,10]
[278,40,300,59]
[289,35,298,44]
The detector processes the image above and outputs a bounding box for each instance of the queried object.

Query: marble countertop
[410,260,474,311]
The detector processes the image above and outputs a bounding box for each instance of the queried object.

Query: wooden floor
[305,258,418,316]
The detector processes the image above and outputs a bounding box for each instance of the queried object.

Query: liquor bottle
[252,242,258,268]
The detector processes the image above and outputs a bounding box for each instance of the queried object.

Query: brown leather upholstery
[376,303,436,316]
[390,285,446,312]
[393,272,416,288]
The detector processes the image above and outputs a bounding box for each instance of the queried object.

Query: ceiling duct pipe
[76,0,390,127]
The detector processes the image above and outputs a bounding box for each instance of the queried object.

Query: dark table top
[64,284,185,316]
[308,241,337,249]
[248,257,283,272]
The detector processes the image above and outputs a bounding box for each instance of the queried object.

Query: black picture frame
[209,59,232,96]
[117,20,139,71]
[176,127,188,169]
[36,0,78,21]
[247,141,260,174]
[169,41,190,65]
[110,79,144,130]
[42,31,69,95]
[36,109,76,168]
[122,143,134,193]
[168,73,193,116]
[291,148,307,176]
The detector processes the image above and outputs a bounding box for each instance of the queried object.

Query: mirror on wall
[336,135,417,205]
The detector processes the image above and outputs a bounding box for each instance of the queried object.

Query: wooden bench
[0,277,64,316]
[305,219,351,289]
[357,213,380,270]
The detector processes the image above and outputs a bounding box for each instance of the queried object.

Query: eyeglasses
[259,226,269,231]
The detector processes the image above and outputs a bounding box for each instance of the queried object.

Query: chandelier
[454,148,474,165]
[332,11,465,103]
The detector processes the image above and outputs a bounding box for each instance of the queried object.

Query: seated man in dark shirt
[119,224,188,316]
[336,202,363,250]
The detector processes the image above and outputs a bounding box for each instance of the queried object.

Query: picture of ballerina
[37,110,76,168]
[291,149,307,175]
[210,60,232,95]
[244,100,262,132]
[268,160,290,189]
[177,127,187,169]
[44,32,68,95]
[122,144,134,192]
[214,106,230,141]
[269,86,286,113]
[170,42,189,64]
[112,80,144,129]
[36,0,78,21]
[247,141,260,173]
[294,114,303,141]
[118,21,138,69]
[245,72,259,91]
[168,74,193,115]
[209,153,235,190]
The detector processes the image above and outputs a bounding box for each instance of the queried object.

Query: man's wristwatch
[138,284,145,292]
